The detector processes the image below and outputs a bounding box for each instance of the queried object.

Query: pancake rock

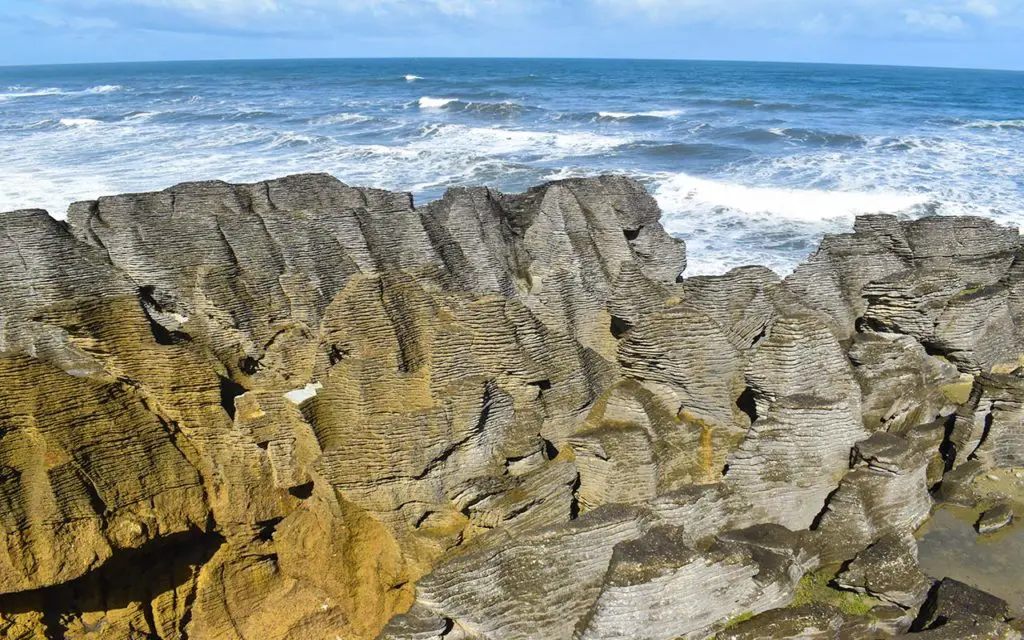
[0,174,1021,639]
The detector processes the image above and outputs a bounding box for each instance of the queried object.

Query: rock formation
[0,173,1021,639]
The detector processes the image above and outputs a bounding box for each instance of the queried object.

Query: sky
[1,0,1022,69]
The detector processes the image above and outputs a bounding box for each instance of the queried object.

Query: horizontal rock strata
[0,173,1021,639]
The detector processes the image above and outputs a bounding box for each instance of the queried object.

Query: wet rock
[934,459,986,505]
[835,533,932,608]
[715,603,844,639]
[910,618,1023,639]
[977,503,1014,534]
[913,578,1011,631]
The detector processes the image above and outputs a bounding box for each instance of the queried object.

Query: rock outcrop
[0,173,1021,639]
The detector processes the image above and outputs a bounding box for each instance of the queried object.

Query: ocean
[1,58,1021,275]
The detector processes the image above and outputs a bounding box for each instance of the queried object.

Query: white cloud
[903,8,965,31]
[98,0,523,19]
[589,0,1004,34]
[51,0,1018,35]
[964,0,999,16]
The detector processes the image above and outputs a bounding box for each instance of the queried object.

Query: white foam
[599,109,684,119]
[405,74,424,82]
[125,111,160,121]
[0,88,63,101]
[314,113,373,125]
[411,124,630,158]
[84,84,124,94]
[655,172,928,224]
[960,119,1024,130]
[418,96,458,109]
[58,118,103,128]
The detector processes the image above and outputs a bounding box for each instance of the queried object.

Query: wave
[554,110,684,124]
[772,128,866,147]
[419,96,459,109]
[58,118,103,128]
[411,124,630,158]
[654,172,930,224]
[267,132,331,149]
[84,84,125,94]
[405,75,424,82]
[626,142,752,162]
[0,88,63,101]
[960,119,1024,130]
[417,97,535,118]
[690,98,824,112]
[598,109,685,121]
[123,111,161,121]
[313,113,375,126]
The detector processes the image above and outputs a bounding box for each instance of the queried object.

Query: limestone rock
[848,333,960,433]
[576,524,813,640]
[977,503,1014,534]
[835,533,932,608]
[2,174,1024,638]
[913,578,1011,631]
[951,370,1024,469]
[815,433,933,564]
[725,312,868,530]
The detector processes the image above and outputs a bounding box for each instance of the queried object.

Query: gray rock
[977,503,1014,534]
[913,578,1011,631]
[952,370,1024,470]
[836,533,933,608]
[815,433,933,564]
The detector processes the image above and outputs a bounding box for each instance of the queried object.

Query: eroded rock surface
[0,174,1021,638]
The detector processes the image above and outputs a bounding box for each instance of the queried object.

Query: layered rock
[1,173,1022,639]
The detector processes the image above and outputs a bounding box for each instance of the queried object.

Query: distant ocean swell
[0,59,1020,275]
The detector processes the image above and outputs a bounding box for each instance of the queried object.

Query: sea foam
[655,172,929,223]
[85,85,125,94]
[419,97,458,109]
[598,109,684,120]
[58,118,103,128]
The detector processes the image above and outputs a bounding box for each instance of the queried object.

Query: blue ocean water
[1,58,1022,274]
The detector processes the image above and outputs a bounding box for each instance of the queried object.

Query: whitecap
[655,172,928,224]
[84,84,124,94]
[598,109,684,120]
[410,124,629,158]
[960,119,1024,130]
[0,88,64,101]
[405,74,424,82]
[124,111,160,121]
[58,118,103,128]
[419,96,458,109]
[313,113,374,125]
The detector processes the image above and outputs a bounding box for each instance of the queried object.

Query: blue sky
[2,0,1022,69]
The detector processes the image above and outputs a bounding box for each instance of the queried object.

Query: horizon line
[1,55,1021,74]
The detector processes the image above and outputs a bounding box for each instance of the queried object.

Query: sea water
[0,58,1021,274]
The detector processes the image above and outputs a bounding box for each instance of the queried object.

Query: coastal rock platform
[0,174,1021,639]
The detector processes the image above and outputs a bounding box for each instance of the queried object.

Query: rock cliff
[0,174,1021,639]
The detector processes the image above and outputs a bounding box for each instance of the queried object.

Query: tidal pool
[917,505,1024,616]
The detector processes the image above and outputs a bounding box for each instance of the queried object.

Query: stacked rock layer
[0,174,1020,639]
